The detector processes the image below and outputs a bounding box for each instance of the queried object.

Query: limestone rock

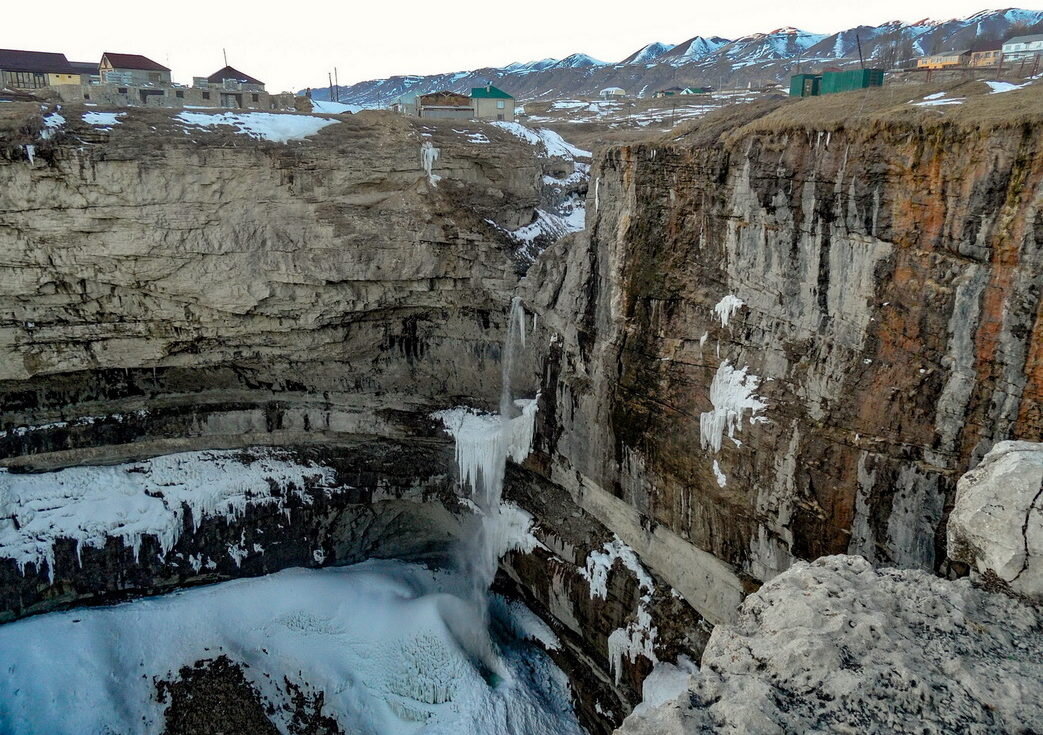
[948,440,1043,601]
[617,555,1043,734]
[521,101,1043,626]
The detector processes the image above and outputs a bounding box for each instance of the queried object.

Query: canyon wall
[522,96,1043,625]
[0,105,545,468]
[0,104,666,730]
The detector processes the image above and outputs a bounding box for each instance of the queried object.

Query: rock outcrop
[521,93,1043,628]
[948,440,1043,601]
[617,555,1043,734]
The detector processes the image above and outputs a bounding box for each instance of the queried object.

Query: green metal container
[820,68,885,94]
[789,74,821,97]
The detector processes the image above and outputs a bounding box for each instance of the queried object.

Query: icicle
[421,140,440,184]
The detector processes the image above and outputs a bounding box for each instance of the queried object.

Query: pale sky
[5,0,1036,92]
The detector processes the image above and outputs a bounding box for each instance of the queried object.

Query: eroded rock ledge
[617,555,1043,734]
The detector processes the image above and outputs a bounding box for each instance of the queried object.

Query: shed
[789,73,820,97]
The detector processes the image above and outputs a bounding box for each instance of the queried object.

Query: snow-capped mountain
[622,42,678,65]
[312,8,1043,105]
[661,36,731,63]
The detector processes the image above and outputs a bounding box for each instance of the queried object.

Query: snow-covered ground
[176,111,340,142]
[523,91,763,130]
[0,447,345,581]
[309,99,366,114]
[0,560,584,735]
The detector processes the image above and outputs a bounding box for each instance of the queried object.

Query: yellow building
[970,49,1003,67]
[0,48,78,90]
[47,71,80,86]
[916,50,972,70]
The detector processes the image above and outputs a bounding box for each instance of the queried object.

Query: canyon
[0,83,1041,734]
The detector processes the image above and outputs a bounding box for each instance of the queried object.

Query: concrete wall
[419,107,472,119]
[52,83,297,110]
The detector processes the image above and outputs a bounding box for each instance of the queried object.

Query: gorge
[0,83,1041,734]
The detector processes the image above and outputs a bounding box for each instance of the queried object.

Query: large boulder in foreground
[947,440,1043,601]
[617,556,1042,734]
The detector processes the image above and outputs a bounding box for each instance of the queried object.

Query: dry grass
[666,78,1043,149]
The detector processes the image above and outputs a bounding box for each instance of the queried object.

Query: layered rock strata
[521,96,1043,629]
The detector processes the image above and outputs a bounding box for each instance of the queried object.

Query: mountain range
[311,8,1043,106]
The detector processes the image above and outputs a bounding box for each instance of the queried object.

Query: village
[1,31,1042,118]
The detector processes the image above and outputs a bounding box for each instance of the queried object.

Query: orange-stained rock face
[523,118,1043,592]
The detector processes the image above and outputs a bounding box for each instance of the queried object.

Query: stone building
[54,82,295,110]
[0,49,78,89]
[470,84,514,122]
[196,66,265,92]
[100,52,172,86]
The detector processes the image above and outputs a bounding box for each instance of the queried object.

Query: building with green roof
[470,84,515,121]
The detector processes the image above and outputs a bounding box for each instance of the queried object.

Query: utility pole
[328,72,334,103]
[856,34,865,70]
[334,67,340,102]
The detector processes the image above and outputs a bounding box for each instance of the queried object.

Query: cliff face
[0,105,668,731]
[523,104,1043,621]
[0,105,548,468]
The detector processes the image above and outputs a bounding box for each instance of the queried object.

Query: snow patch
[0,447,344,582]
[699,361,768,453]
[713,294,745,327]
[82,111,124,130]
[712,460,727,488]
[985,80,1030,94]
[308,99,364,114]
[491,122,591,159]
[176,111,338,142]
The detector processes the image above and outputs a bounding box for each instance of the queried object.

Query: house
[198,66,265,92]
[416,90,473,119]
[190,66,266,108]
[681,86,713,95]
[69,61,100,85]
[390,92,419,115]
[471,85,514,122]
[0,49,78,89]
[970,48,1004,67]
[1002,34,1043,62]
[100,52,171,86]
[600,87,626,100]
[915,50,971,70]
[652,87,685,98]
